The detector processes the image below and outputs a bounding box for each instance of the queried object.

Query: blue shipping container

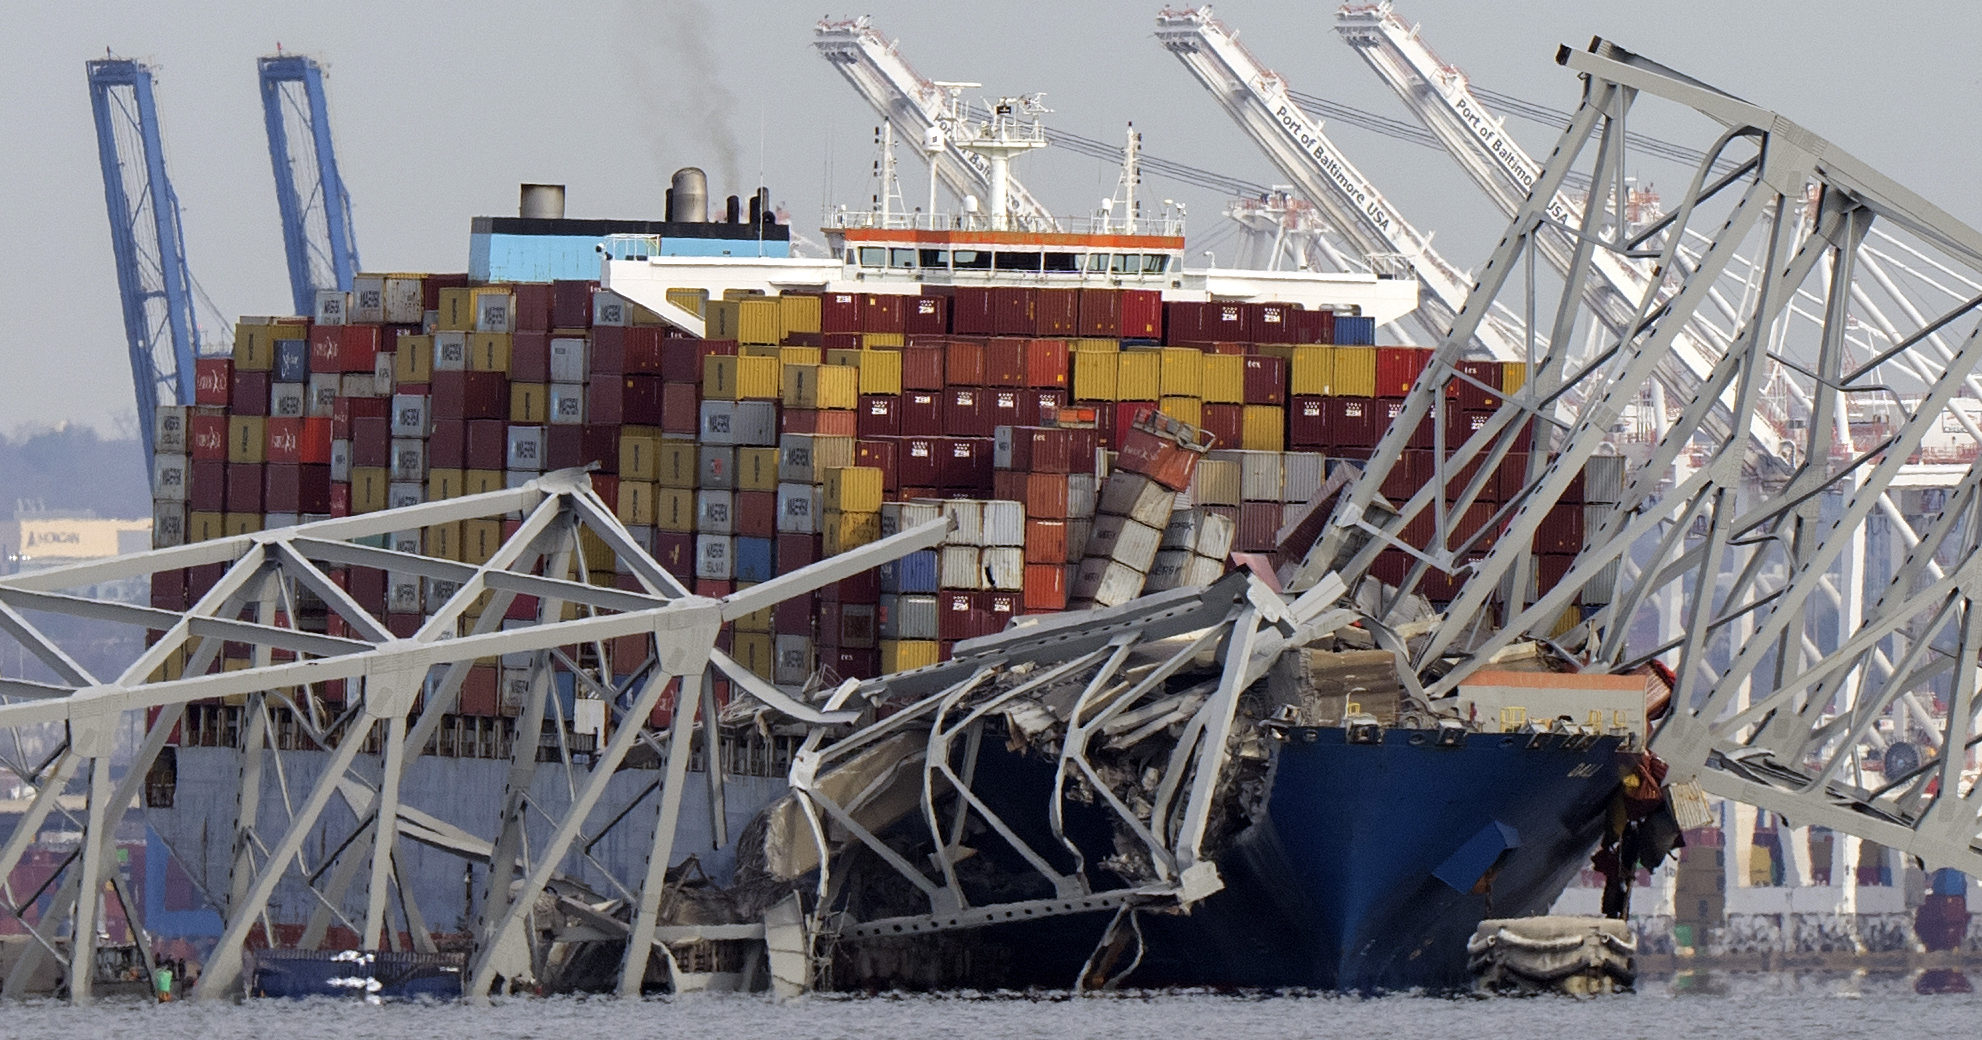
[880,549,939,594]
[733,536,775,582]
[1334,316,1376,346]
[274,339,310,383]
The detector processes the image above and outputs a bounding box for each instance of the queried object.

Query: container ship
[136,108,1652,995]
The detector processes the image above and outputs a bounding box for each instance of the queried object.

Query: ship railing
[826,210,1186,237]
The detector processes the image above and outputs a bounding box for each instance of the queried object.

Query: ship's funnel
[519,183,565,219]
[668,167,708,222]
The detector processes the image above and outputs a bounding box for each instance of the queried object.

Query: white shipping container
[1065,518,1093,563]
[389,530,422,556]
[350,275,385,323]
[697,490,735,534]
[264,512,301,529]
[700,401,737,445]
[390,393,430,437]
[730,401,778,446]
[387,483,423,511]
[1193,458,1241,507]
[1144,548,1191,592]
[383,275,424,324]
[314,288,348,326]
[940,500,985,546]
[340,373,377,399]
[432,331,468,371]
[880,500,942,537]
[695,534,733,580]
[699,446,736,489]
[775,483,821,534]
[425,578,462,615]
[982,500,1025,547]
[1281,502,1306,533]
[389,439,426,482]
[499,619,535,669]
[548,383,585,425]
[386,574,423,614]
[1067,473,1099,518]
[1086,514,1163,572]
[305,374,339,417]
[151,502,186,547]
[992,425,1019,470]
[506,470,535,490]
[151,453,189,501]
[774,634,815,686]
[982,547,1025,590]
[329,439,351,483]
[939,545,983,589]
[1097,472,1174,529]
[498,667,533,714]
[1585,454,1627,504]
[1584,503,1615,549]
[1282,453,1324,504]
[884,594,941,641]
[373,350,395,387]
[270,382,306,419]
[1238,451,1284,502]
[475,293,514,333]
[548,337,588,383]
[1162,508,1234,558]
[506,427,546,471]
[1071,557,1147,608]
[154,406,188,454]
[778,434,854,484]
[594,290,633,327]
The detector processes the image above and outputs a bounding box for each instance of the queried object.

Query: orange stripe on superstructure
[839,228,1185,249]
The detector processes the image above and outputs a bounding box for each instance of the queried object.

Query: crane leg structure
[259,54,360,317]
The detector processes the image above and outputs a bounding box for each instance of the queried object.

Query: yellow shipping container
[732,582,774,633]
[436,287,477,331]
[737,447,780,491]
[1159,347,1203,398]
[1501,361,1528,396]
[1073,351,1118,401]
[578,527,615,577]
[1241,405,1286,452]
[733,632,775,679]
[857,349,902,395]
[881,639,941,673]
[655,439,698,488]
[427,469,465,501]
[823,348,860,367]
[813,365,860,409]
[824,466,884,513]
[1117,350,1163,401]
[467,332,511,373]
[737,297,783,345]
[511,382,548,423]
[427,521,462,561]
[703,355,739,400]
[664,288,707,316]
[822,509,882,554]
[617,480,657,525]
[739,343,782,359]
[655,488,697,532]
[188,511,225,542]
[1330,347,1377,397]
[464,470,502,495]
[1289,345,1334,396]
[862,332,905,348]
[1071,338,1120,353]
[721,288,763,303]
[736,354,781,400]
[1201,354,1245,404]
[1159,396,1203,427]
[231,323,278,371]
[227,416,266,464]
[461,519,503,565]
[779,293,822,335]
[778,345,823,366]
[705,299,742,340]
[620,428,663,480]
[394,334,434,383]
[350,467,389,513]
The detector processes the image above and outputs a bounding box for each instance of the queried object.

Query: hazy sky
[6,1,1981,437]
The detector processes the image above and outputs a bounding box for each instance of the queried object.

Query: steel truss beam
[0,468,946,1003]
[1314,37,1982,876]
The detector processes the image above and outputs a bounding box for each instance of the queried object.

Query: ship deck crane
[87,58,203,458]
[258,54,360,316]
[814,16,1059,231]
[1153,6,1528,360]
[1317,35,1982,881]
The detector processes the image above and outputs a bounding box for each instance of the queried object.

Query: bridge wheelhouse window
[1043,251,1079,273]
[890,248,917,269]
[993,251,1043,271]
[919,248,950,269]
[857,246,886,268]
[1110,253,1141,275]
[952,249,991,270]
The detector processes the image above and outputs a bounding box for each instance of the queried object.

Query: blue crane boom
[258,54,359,317]
[87,58,199,458]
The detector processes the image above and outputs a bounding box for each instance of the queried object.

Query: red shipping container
[339,324,381,373]
[307,324,341,371]
[226,463,265,513]
[1033,289,1078,336]
[1444,407,1493,449]
[944,338,986,386]
[775,532,819,572]
[1241,355,1287,404]
[1023,563,1068,610]
[1077,289,1122,337]
[195,358,233,405]
[1375,346,1429,398]
[1120,290,1162,340]
[662,382,699,435]
[1236,501,1282,552]
[1026,474,1070,520]
[428,422,466,468]
[591,326,627,376]
[939,436,993,490]
[1495,454,1532,505]
[431,371,508,420]
[1018,388,1068,426]
[1164,301,1206,344]
[151,568,189,611]
[1115,408,1211,491]
[458,666,500,717]
[510,331,551,381]
[852,433,899,491]
[552,280,595,329]
[1295,307,1333,345]
[264,418,303,464]
[800,409,859,437]
[1024,518,1068,563]
[983,338,1025,387]
[901,345,946,390]
[821,292,862,334]
[1023,339,1070,389]
[350,416,389,466]
[582,425,621,472]
[653,532,696,577]
[189,460,226,511]
[190,415,228,461]
[822,332,863,353]
[621,327,667,373]
[899,437,941,487]
[862,293,905,334]
[264,463,305,513]
[466,420,508,470]
[1253,303,1295,343]
[944,388,988,437]
[231,371,272,416]
[938,590,982,641]
[950,287,995,335]
[545,425,585,469]
[986,388,1023,431]
[513,283,553,332]
[1323,397,1381,448]
[857,394,900,437]
[1448,359,1502,411]
[735,490,777,538]
[1200,403,1244,449]
[904,294,948,335]
[990,287,1036,335]
[1533,502,1585,555]
[1204,302,1251,342]
[983,590,1020,633]
[1023,426,1073,473]
[993,469,1026,502]
[1535,553,1576,596]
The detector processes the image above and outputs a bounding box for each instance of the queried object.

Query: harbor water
[2,975,1978,1040]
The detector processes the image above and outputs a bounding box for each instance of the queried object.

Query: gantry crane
[258,54,360,316]
[814,16,1059,230]
[88,58,203,458]
[1153,6,1527,359]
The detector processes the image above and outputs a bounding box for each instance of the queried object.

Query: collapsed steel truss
[1314,39,1982,876]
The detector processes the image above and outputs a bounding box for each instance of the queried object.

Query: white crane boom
[1335,3,1792,464]
[1154,5,1525,360]
[814,16,1059,231]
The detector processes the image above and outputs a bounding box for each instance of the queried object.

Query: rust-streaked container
[944,338,986,386]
